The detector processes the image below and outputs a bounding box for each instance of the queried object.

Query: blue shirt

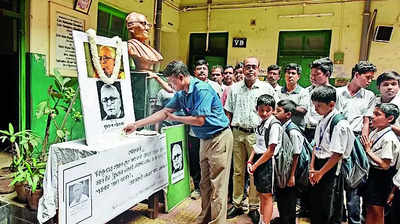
[166,77,229,139]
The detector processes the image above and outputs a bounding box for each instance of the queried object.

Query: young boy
[274,99,305,224]
[360,103,400,224]
[248,94,282,224]
[309,85,354,224]
[376,71,400,134]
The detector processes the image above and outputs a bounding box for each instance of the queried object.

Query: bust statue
[126,12,163,72]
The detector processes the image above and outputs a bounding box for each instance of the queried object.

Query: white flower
[86,29,122,84]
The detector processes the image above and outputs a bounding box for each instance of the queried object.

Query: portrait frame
[72,30,135,146]
[74,0,93,15]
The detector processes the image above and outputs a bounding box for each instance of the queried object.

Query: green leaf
[36,101,49,118]
[10,136,15,143]
[56,130,64,138]
[8,123,14,135]
[62,78,71,86]
[0,130,10,135]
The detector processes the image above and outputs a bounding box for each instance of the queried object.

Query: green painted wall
[29,53,85,152]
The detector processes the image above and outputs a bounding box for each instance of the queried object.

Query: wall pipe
[154,0,162,52]
[359,0,371,61]
[180,0,386,12]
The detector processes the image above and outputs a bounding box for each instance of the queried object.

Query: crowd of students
[130,57,400,224]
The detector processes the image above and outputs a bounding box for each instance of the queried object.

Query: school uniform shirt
[336,86,376,133]
[225,79,277,129]
[305,84,335,128]
[369,126,400,169]
[282,120,304,155]
[277,85,308,130]
[393,168,400,187]
[253,115,283,155]
[313,109,355,159]
[206,79,223,98]
[376,92,400,126]
[272,84,282,93]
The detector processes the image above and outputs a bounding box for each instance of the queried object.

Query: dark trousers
[346,188,361,224]
[310,158,344,224]
[188,135,201,190]
[276,187,297,224]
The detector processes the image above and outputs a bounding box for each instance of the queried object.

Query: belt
[233,126,254,134]
[204,127,229,140]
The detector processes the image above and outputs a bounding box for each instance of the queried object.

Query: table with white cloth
[37,135,167,224]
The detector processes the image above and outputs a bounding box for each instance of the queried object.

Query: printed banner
[58,134,168,224]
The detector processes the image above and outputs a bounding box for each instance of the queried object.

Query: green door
[188,33,228,75]
[277,30,331,88]
[0,0,26,132]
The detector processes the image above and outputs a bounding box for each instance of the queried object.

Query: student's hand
[310,169,323,184]
[247,161,254,175]
[387,192,395,206]
[287,175,295,187]
[123,123,137,135]
[360,135,372,153]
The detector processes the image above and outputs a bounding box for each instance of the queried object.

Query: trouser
[188,135,201,190]
[346,188,361,224]
[310,158,344,224]
[304,126,316,144]
[231,128,259,211]
[197,129,233,224]
[276,187,297,224]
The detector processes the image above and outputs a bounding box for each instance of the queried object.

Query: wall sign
[232,38,247,48]
[55,13,84,71]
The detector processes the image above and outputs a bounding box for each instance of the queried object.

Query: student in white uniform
[274,99,305,224]
[247,94,282,224]
[309,85,354,224]
[360,103,400,224]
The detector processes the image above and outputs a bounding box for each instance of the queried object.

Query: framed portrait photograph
[66,175,92,224]
[74,0,92,15]
[72,30,135,146]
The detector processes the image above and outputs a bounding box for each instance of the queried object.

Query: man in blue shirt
[124,60,233,224]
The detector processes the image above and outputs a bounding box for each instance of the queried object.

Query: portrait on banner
[66,176,92,223]
[170,141,184,184]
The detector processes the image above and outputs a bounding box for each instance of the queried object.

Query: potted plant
[0,123,40,194]
[13,70,82,210]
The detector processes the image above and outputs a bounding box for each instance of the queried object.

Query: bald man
[100,83,124,120]
[126,12,163,72]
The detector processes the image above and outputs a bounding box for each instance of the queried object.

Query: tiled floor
[108,198,312,224]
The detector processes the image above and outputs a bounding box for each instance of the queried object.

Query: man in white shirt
[266,64,282,93]
[225,57,277,223]
[336,61,377,224]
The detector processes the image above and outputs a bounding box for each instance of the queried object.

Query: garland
[86,29,122,84]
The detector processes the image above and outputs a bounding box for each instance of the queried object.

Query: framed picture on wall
[74,0,92,14]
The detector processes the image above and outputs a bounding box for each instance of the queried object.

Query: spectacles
[244,64,258,70]
[101,96,118,104]
[99,56,114,62]
[127,21,152,28]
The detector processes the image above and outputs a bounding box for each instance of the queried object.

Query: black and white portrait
[171,141,184,184]
[97,81,125,121]
[69,179,90,207]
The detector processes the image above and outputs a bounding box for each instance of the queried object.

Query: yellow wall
[177,0,400,77]
[29,0,400,77]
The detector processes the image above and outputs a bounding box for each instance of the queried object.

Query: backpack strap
[329,113,346,141]
[264,117,281,150]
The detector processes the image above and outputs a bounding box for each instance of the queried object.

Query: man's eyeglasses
[101,96,118,104]
[244,65,258,70]
[127,21,152,28]
[99,56,114,62]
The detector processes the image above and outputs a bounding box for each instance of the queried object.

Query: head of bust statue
[126,12,152,43]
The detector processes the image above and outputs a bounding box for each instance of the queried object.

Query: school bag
[329,113,370,190]
[264,118,293,189]
[285,122,312,190]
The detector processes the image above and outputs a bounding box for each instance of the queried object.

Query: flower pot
[14,182,27,202]
[25,186,43,211]
[0,167,14,194]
